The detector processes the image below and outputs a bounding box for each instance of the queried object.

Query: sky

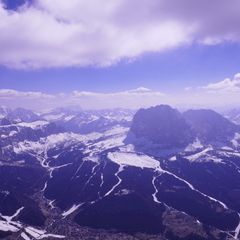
[0,0,240,110]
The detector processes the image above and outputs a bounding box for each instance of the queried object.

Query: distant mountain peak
[183,109,239,145]
[6,107,41,123]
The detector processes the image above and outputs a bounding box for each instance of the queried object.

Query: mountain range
[0,105,240,240]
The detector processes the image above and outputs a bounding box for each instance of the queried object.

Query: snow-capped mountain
[40,108,134,134]
[6,108,42,123]
[1,105,240,240]
[40,107,82,122]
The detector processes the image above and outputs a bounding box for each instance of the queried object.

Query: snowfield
[184,147,223,163]
[17,121,49,129]
[13,126,129,156]
[107,152,160,169]
[0,220,20,232]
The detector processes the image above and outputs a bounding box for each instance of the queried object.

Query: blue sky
[1,43,240,93]
[0,0,240,109]
[2,0,28,9]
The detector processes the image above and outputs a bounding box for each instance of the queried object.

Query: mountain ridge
[0,105,240,240]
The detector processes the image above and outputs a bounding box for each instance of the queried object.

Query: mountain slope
[183,109,239,146]
[0,106,240,240]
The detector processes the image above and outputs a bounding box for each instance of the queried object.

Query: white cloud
[0,0,193,69]
[70,88,167,109]
[1,0,240,69]
[201,73,240,92]
[124,87,152,94]
[0,87,168,110]
[0,89,54,98]
[176,73,240,110]
[1,81,240,111]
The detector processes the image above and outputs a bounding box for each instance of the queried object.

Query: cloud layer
[1,0,240,68]
[0,87,169,110]
[1,73,240,110]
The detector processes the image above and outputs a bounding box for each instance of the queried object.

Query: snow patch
[21,232,31,240]
[232,133,240,148]
[152,174,162,204]
[115,189,132,196]
[42,113,65,121]
[17,121,48,129]
[169,155,177,161]
[0,207,24,233]
[25,226,65,239]
[62,204,82,218]
[184,147,223,163]
[64,115,75,121]
[104,165,124,197]
[234,213,240,239]
[185,138,204,152]
[9,130,18,136]
[0,220,19,232]
[107,152,160,169]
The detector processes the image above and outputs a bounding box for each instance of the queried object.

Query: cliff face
[126,105,194,150]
